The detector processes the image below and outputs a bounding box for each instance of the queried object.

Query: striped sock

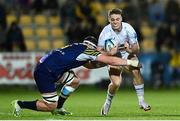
[105,91,114,105]
[58,86,75,108]
[134,84,144,103]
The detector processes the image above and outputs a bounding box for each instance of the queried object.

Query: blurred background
[0,0,179,89]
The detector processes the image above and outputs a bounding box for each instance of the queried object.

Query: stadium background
[0,0,180,120]
[0,0,179,88]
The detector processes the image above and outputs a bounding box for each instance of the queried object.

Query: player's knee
[62,70,78,86]
[110,76,121,88]
[112,81,121,88]
[66,77,80,89]
[110,79,121,88]
[71,77,80,86]
[132,69,140,76]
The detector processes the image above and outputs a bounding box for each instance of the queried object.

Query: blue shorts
[34,63,60,93]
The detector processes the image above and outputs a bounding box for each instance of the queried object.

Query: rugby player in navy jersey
[11,36,141,117]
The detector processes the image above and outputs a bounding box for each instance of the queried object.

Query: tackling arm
[96,54,141,67]
[97,46,118,56]
[83,61,107,69]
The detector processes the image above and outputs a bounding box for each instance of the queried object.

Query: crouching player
[11,36,141,117]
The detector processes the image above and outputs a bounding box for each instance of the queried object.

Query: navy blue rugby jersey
[38,43,101,80]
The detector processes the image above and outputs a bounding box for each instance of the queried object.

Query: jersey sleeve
[76,47,101,61]
[98,29,106,47]
[126,23,138,45]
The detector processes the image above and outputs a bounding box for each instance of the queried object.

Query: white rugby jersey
[98,22,138,58]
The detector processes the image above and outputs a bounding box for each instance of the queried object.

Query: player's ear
[120,15,123,21]
[108,16,111,23]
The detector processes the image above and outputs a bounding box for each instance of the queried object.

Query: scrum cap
[83,36,98,48]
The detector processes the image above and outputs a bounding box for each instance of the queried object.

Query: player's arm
[83,61,107,69]
[80,48,141,67]
[96,54,141,67]
[125,23,140,54]
[124,42,140,54]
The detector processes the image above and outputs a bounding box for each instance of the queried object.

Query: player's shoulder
[122,22,135,32]
[122,22,133,28]
[102,24,112,31]
[60,43,86,52]
[83,47,101,57]
[99,24,112,38]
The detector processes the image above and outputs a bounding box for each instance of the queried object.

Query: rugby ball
[104,39,115,52]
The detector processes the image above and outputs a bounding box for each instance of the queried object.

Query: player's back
[39,43,88,80]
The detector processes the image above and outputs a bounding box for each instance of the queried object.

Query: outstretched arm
[96,54,141,67]
[83,61,107,69]
[97,46,118,56]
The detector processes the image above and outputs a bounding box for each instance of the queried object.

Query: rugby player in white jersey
[97,8,151,116]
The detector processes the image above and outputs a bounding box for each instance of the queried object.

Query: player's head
[83,36,98,49]
[108,8,123,31]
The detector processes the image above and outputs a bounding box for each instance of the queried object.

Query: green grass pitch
[0,86,180,120]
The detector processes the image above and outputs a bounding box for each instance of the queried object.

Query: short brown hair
[108,8,123,17]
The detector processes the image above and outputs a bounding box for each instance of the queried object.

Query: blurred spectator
[150,52,172,88]
[75,0,93,21]
[123,0,139,23]
[90,22,103,39]
[0,2,7,30]
[175,19,180,51]
[99,0,109,4]
[128,19,144,45]
[0,26,7,51]
[138,0,149,20]
[3,0,16,13]
[66,19,88,44]
[5,21,26,52]
[151,61,164,88]
[168,19,180,52]
[31,0,45,14]
[59,0,77,28]
[44,0,59,15]
[155,22,173,52]
[165,0,180,24]
[170,51,180,87]
[16,0,32,14]
[148,0,165,27]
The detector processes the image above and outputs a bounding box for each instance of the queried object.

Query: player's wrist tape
[127,60,139,67]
